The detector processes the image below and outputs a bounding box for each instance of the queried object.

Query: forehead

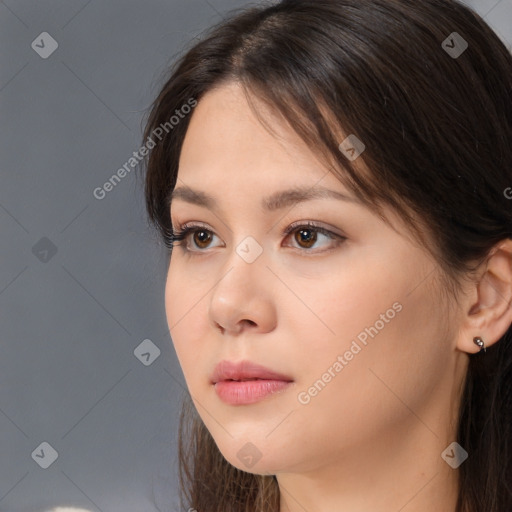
[178,82,329,182]
[174,83,373,214]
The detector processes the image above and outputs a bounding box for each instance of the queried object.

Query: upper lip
[210,360,293,384]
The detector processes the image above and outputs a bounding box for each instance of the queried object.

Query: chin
[213,437,291,476]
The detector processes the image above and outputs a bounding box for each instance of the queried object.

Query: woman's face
[165,81,464,475]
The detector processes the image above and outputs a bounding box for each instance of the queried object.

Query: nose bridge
[208,231,271,333]
[234,233,265,266]
[217,231,267,292]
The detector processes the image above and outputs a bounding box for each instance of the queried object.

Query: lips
[210,359,293,384]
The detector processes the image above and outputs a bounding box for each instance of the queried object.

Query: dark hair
[141,1,512,510]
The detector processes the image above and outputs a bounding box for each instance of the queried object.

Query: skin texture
[165,81,512,512]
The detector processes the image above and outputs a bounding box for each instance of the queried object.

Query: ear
[456,238,512,354]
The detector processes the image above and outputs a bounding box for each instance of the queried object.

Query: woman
[141,0,512,510]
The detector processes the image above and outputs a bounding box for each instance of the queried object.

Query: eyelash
[169,221,346,254]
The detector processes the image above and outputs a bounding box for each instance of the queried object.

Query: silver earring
[473,336,486,353]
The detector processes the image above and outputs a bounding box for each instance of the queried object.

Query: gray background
[0,1,510,511]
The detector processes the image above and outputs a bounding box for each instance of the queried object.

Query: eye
[283,221,345,251]
[170,221,346,254]
[171,222,221,251]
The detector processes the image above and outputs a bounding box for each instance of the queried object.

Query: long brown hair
[141,1,512,510]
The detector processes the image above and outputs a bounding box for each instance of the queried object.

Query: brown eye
[284,222,346,253]
[294,228,318,249]
[193,229,213,249]
[170,224,220,251]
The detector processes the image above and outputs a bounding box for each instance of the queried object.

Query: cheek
[298,260,403,348]
[313,243,437,355]
[292,255,447,430]
[164,260,208,383]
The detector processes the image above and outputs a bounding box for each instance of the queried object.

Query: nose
[208,249,277,336]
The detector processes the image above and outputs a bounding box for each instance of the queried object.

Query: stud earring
[473,336,486,353]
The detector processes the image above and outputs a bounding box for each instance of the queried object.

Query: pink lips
[211,360,293,405]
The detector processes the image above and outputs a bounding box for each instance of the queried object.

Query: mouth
[210,360,294,405]
[210,359,293,384]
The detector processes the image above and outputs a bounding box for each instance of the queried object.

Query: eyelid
[283,220,345,238]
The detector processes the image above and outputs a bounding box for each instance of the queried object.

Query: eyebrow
[169,184,361,212]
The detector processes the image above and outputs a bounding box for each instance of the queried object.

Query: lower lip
[214,379,292,405]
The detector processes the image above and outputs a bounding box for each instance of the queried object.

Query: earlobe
[456,239,512,354]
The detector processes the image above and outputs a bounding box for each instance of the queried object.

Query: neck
[277,410,461,512]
